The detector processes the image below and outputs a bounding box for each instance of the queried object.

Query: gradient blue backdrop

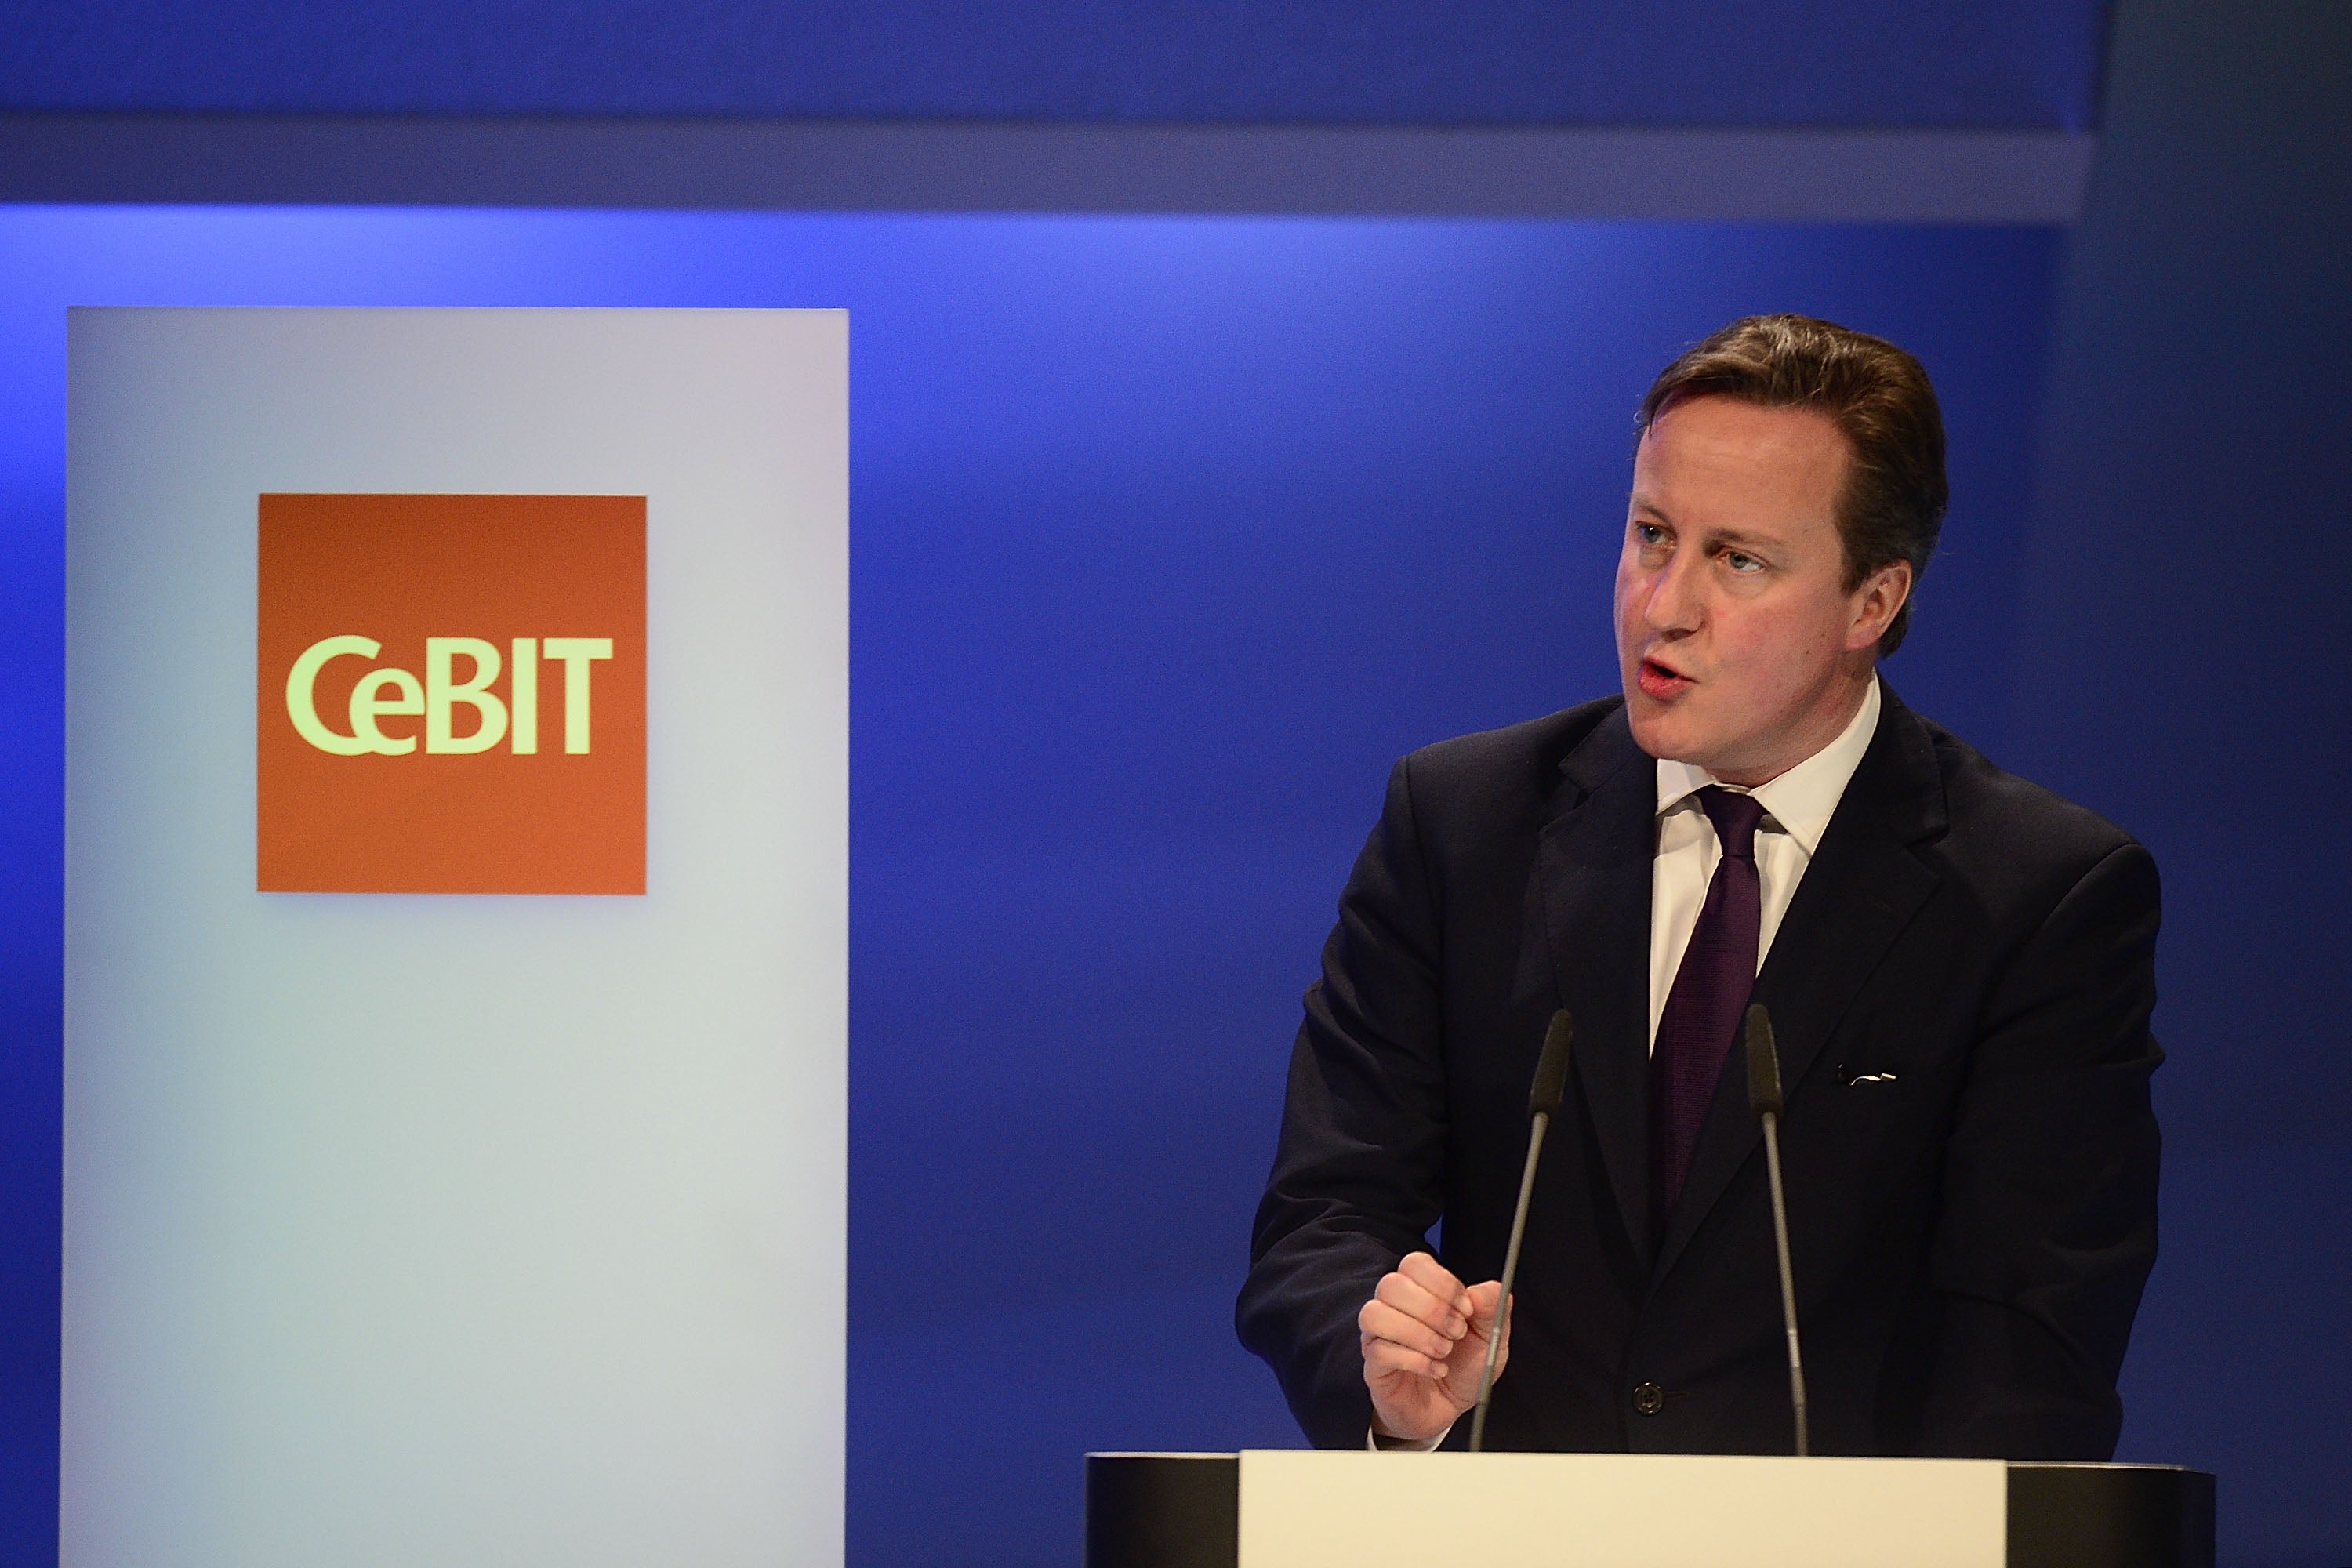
[0,200,2343,1567]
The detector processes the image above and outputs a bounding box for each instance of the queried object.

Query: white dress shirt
[1646,676,1882,1048]
[1370,676,1882,1451]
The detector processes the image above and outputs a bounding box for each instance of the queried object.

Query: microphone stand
[1745,1004,1809,1457]
[1468,1011,1572,1454]
[1468,1105,1549,1454]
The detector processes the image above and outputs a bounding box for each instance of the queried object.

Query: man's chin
[1624,699,1715,768]
[1623,695,1676,757]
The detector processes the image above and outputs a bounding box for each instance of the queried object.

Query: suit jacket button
[1632,1382,1664,1416]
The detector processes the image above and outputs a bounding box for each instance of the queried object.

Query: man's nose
[1642,550,1704,635]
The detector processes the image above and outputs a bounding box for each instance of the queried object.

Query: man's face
[1613,395,1908,785]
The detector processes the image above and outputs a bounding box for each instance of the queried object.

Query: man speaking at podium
[1236,316,2160,1460]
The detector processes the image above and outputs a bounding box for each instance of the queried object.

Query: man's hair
[1635,314,1947,656]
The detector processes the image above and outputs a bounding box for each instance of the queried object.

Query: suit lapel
[1650,689,1950,1286]
[1536,706,1657,1260]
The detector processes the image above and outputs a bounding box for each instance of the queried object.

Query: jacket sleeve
[1917,839,2164,1459]
[1235,753,1452,1449]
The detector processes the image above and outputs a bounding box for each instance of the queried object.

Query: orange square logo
[257,494,647,894]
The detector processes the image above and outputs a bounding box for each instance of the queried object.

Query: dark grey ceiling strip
[0,114,2096,223]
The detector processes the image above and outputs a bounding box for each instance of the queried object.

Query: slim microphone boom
[1468,1009,1573,1454]
[1744,1003,1809,1457]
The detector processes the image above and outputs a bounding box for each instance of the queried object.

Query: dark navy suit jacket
[1236,688,2160,1457]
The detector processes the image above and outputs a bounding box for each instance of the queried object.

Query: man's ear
[1846,561,1914,651]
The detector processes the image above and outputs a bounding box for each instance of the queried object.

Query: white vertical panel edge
[64,308,847,1566]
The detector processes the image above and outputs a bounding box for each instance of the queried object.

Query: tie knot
[1697,785,1766,861]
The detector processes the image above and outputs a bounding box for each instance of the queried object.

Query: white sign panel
[66,308,847,1566]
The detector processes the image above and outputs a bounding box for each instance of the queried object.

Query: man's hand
[1357,1251,1508,1444]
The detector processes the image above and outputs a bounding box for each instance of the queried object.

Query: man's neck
[1704,669,1875,789]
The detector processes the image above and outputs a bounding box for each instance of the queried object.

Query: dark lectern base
[1086,1453,2214,1568]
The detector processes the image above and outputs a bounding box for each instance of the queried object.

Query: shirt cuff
[1367,1422,1451,1452]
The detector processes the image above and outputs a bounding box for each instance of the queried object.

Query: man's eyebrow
[1700,526,1781,548]
[1626,503,1787,553]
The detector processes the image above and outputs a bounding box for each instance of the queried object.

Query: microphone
[1468,1009,1573,1454]
[1744,1004,1809,1457]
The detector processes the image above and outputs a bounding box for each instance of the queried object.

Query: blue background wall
[2005,3,2352,1559]
[2,0,2107,126]
[2,0,2347,1565]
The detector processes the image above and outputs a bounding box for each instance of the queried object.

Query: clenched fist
[1357,1251,1509,1444]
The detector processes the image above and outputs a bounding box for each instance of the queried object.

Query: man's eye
[1725,551,1763,573]
[1637,524,1668,546]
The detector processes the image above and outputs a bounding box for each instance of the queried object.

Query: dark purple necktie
[1650,785,1767,1236]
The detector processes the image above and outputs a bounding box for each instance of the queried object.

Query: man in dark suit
[1236,315,2161,1460]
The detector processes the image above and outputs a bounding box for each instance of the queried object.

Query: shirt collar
[1653,676,1882,857]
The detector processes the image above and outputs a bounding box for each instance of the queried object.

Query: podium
[1086,1451,2213,1568]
